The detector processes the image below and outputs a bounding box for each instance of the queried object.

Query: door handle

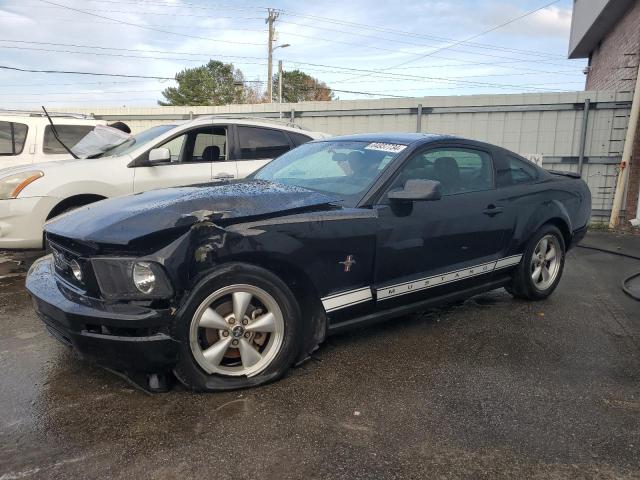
[483,204,504,216]
[213,173,235,180]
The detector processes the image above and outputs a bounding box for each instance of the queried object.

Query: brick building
[569,0,640,223]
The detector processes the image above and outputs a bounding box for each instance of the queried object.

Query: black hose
[577,244,640,301]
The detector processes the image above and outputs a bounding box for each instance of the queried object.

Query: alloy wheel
[189,284,285,377]
[530,234,562,291]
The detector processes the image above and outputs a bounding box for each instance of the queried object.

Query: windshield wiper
[42,106,79,159]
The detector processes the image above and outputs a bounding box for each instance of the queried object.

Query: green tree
[272,69,336,102]
[159,60,250,106]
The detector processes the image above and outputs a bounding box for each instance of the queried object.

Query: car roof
[316,132,461,145]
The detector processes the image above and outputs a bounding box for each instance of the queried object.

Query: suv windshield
[92,124,176,158]
[251,140,405,203]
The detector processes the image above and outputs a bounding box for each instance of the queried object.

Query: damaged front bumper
[26,256,180,386]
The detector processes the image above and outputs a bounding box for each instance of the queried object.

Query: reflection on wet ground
[1,236,639,479]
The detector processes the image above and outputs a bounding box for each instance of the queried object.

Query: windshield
[92,124,176,158]
[251,140,405,203]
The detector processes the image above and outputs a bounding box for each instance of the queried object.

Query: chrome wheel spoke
[238,338,262,368]
[246,312,276,333]
[546,246,556,261]
[232,291,252,321]
[541,266,550,283]
[539,238,548,254]
[199,308,228,330]
[203,337,232,366]
[532,266,542,282]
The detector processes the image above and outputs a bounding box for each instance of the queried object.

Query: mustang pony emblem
[339,255,356,272]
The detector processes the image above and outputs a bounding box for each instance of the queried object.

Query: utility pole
[266,8,279,103]
[278,60,283,118]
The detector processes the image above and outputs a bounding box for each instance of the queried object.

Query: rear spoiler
[547,170,581,179]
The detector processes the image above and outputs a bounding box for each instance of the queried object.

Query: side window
[392,147,494,195]
[162,135,186,162]
[238,126,291,160]
[157,126,227,163]
[507,155,538,184]
[43,125,94,154]
[287,131,313,147]
[0,121,28,156]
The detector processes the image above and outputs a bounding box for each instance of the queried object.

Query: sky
[0,0,588,108]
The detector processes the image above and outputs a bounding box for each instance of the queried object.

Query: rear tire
[172,263,300,392]
[508,224,566,301]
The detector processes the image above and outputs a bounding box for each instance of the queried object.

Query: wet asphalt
[0,232,639,479]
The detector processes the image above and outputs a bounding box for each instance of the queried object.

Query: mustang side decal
[321,254,523,312]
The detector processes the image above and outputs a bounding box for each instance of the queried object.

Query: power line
[332,0,564,82]
[0,61,576,93]
[277,19,566,61]
[0,64,174,80]
[24,0,566,61]
[37,0,264,46]
[388,0,563,69]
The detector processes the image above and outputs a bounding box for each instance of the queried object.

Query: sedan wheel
[189,284,285,378]
[507,224,566,301]
[530,234,562,291]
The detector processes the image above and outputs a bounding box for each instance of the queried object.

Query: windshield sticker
[364,142,407,154]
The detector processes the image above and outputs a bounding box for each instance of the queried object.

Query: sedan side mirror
[388,179,442,202]
[147,147,171,165]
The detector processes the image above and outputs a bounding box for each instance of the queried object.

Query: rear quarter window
[43,125,95,154]
[0,121,28,156]
[507,155,539,184]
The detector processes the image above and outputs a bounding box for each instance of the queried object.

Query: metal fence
[65,90,633,221]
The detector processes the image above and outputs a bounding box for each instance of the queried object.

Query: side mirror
[388,179,442,202]
[147,147,171,164]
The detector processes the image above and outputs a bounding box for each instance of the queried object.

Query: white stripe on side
[494,254,523,269]
[377,254,523,302]
[321,254,524,312]
[321,287,373,313]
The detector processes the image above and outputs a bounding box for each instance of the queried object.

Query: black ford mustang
[26,133,591,392]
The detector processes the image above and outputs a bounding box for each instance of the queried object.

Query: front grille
[48,239,100,296]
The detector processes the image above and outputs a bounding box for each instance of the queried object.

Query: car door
[133,124,235,192]
[373,143,516,306]
[234,125,294,177]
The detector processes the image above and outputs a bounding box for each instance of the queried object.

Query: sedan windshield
[91,124,176,158]
[252,140,405,203]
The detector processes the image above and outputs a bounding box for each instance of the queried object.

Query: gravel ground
[0,232,639,479]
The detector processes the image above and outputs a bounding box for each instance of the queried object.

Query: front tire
[508,224,566,301]
[172,264,300,392]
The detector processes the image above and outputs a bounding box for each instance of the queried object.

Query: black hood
[45,180,338,245]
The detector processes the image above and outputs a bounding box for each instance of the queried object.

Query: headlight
[133,262,155,294]
[0,171,44,200]
[91,258,173,300]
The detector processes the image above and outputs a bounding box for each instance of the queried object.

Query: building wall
[585,0,640,92]
[584,0,640,223]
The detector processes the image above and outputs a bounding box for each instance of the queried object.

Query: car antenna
[41,105,79,159]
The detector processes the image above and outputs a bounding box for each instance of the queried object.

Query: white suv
[0,111,105,168]
[0,117,328,249]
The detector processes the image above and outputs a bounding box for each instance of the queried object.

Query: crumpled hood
[45,180,338,245]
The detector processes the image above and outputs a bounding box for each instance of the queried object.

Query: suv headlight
[0,171,44,200]
[91,258,173,300]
